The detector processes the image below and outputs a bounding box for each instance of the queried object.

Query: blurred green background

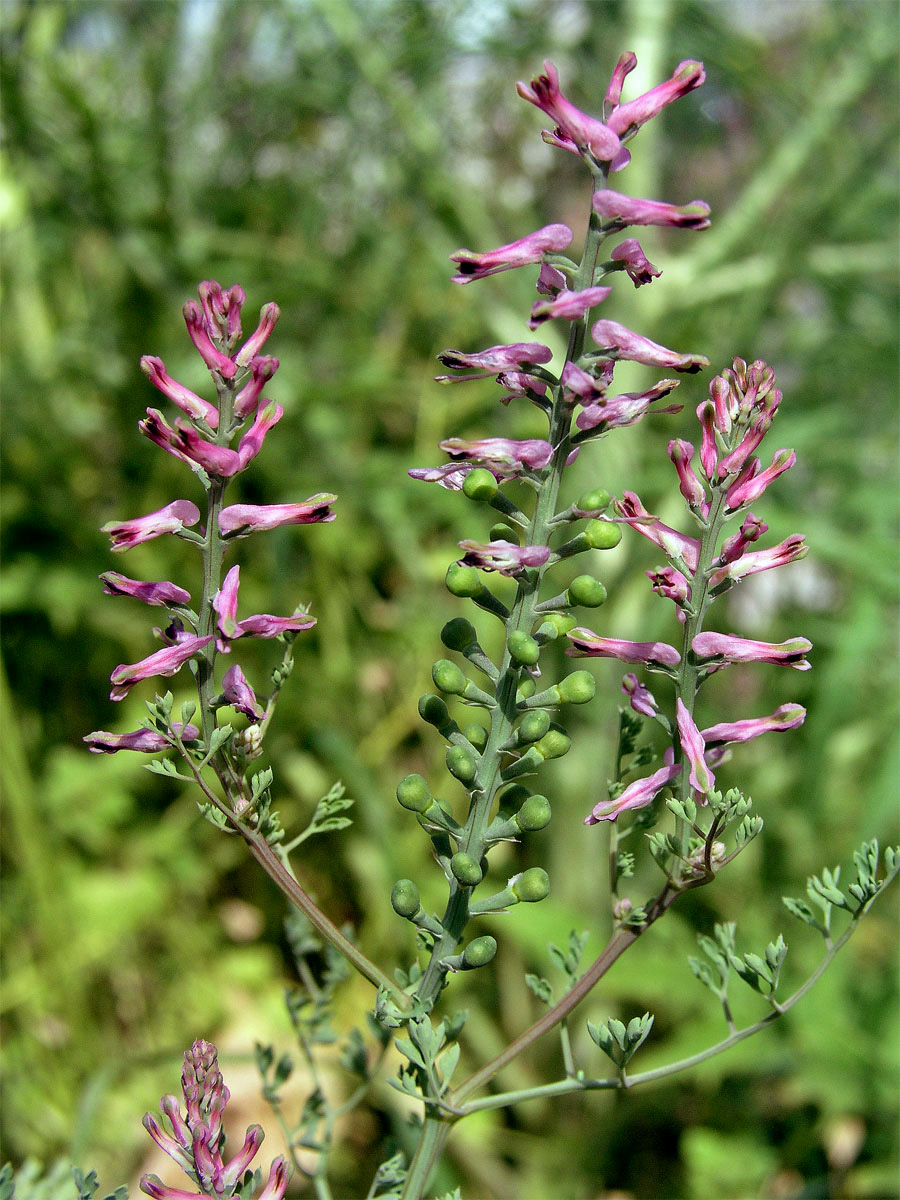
[2,0,898,1197]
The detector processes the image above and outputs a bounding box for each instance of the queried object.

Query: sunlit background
[2,1,898,1197]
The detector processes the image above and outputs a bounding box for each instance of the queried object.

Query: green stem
[399,1114,453,1200]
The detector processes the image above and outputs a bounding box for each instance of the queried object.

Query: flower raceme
[85,282,335,754]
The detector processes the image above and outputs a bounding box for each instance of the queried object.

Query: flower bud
[489,522,520,544]
[498,784,531,814]
[536,613,577,637]
[515,794,552,832]
[432,658,468,695]
[518,710,551,744]
[446,562,482,597]
[567,575,607,607]
[418,693,451,726]
[462,935,497,969]
[463,723,489,752]
[391,879,421,918]
[441,618,478,652]
[576,488,611,513]
[396,774,432,812]
[512,867,550,903]
[451,852,483,886]
[584,519,622,550]
[517,676,537,700]
[535,729,572,760]
[446,745,478,784]
[508,630,541,666]
[558,670,596,704]
[462,469,499,501]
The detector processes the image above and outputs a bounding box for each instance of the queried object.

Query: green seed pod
[501,745,545,779]
[441,618,478,652]
[584,519,622,550]
[450,852,483,886]
[558,670,597,704]
[489,522,520,544]
[535,728,572,760]
[516,676,537,701]
[536,612,576,637]
[432,658,468,695]
[462,935,497,969]
[391,878,421,918]
[396,773,431,812]
[518,710,551,744]
[446,745,477,785]
[567,575,608,608]
[418,693,450,726]
[462,468,499,501]
[463,723,489,752]
[576,487,611,513]
[508,630,540,666]
[515,794,552,832]
[446,562,482,597]
[512,867,550,903]
[498,783,531,815]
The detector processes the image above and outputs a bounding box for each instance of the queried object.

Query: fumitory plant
[79,50,896,1200]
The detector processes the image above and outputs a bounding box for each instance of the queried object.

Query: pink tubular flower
[609,238,661,286]
[667,439,706,509]
[725,449,796,510]
[140,410,242,476]
[257,1160,291,1200]
[604,51,638,110]
[234,302,281,367]
[676,698,714,795]
[408,463,475,490]
[214,565,242,641]
[218,495,337,537]
[692,632,813,671]
[234,355,279,419]
[576,379,680,433]
[702,703,806,750]
[647,566,692,615]
[238,612,316,638]
[516,60,627,166]
[450,223,573,283]
[586,762,681,824]
[605,59,705,136]
[591,319,709,373]
[457,539,550,576]
[709,534,808,589]
[140,356,220,427]
[696,399,719,478]
[616,491,700,572]
[222,664,266,721]
[84,722,199,754]
[214,564,316,646]
[495,371,549,405]
[103,499,201,552]
[109,635,213,700]
[440,436,553,471]
[100,572,191,607]
[437,343,553,374]
[621,672,659,717]
[593,189,711,230]
[528,286,612,328]
[566,629,681,669]
[718,513,768,564]
[235,401,284,471]
[198,280,246,349]
[183,301,238,378]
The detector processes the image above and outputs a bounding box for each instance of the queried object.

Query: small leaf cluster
[587,1013,655,1070]
[691,921,787,1006]
[392,1013,467,1105]
[783,839,899,936]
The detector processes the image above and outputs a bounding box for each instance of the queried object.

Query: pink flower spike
[615,491,700,572]
[439,436,553,471]
[591,320,709,373]
[709,534,808,589]
[234,356,279,419]
[221,1124,265,1188]
[109,635,212,701]
[586,763,681,824]
[258,1158,293,1200]
[566,629,681,669]
[102,499,201,552]
[726,449,796,510]
[183,301,237,378]
[437,343,553,373]
[457,539,550,577]
[702,703,806,750]
[528,286,612,329]
[606,59,705,136]
[692,632,813,671]
[668,439,706,509]
[609,239,661,287]
[101,572,191,607]
[218,495,337,537]
[593,190,711,231]
[236,401,283,471]
[84,722,199,754]
[604,51,638,110]
[237,612,317,638]
[140,356,220,427]
[676,699,714,795]
[222,664,266,721]
[235,302,280,367]
[214,565,242,641]
[621,672,659,717]
[516,60,624,164]
[450,223,573,284]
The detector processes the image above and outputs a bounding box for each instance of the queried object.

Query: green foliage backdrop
[1,1,897,1197]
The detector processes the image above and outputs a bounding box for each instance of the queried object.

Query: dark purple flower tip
[218,495,337,537]
[591,320,709,373]
[102,500,201,552]
[609,238,662,286]
[437,343,553,374]
[567,629,681,669]
[516,60,626,166]
[101,572,191,607]
[109,635,213,701]
[439,436,553,471]
[84,723,199,754]
[606,59,705,137]
[528,286,612,329]
[450,223,573,283]
[593,189,711,230]
[457,539,550,577]
[222,664,266,721]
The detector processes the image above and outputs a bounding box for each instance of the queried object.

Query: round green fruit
[462,935,497,968]
[558,670,597,704]
[391,879,420,918]
[567,575,607,607]
[445,562,481,597]
[512,867,550,903]
[508,630,540,666]
[396,774,431,812]
[450,852,483,886]
[583,519,622,550]
[462,469,498,501]
[515,794,552,832]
